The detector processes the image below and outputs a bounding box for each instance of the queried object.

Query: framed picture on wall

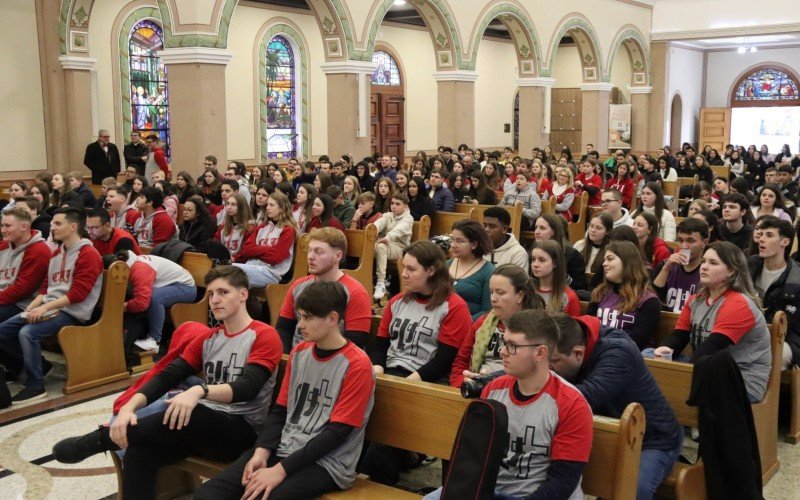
[633,72,646,85]
[583,67,597,81]
[326,38,342,58]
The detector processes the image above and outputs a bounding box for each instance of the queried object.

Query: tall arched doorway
[370,49,405,163]
[670,93,683,150]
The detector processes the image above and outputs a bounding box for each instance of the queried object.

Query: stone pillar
[628,86,653,154]
[158,48,232,176]
[59,56,96,173]
[517,77,555,154]
[433,71,477,148]
[321,61,376,161]
[580,82,614,153]
[648,42,669,152]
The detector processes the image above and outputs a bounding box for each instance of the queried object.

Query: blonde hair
[268,191,299,232]
[556,167,574,187]
[343,175,362,202]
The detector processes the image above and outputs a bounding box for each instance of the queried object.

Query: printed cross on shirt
[502,426,550,479]
[204,352,244,384]
[290,379,334,434]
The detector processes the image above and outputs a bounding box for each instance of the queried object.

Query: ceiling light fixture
[737,46,758,54]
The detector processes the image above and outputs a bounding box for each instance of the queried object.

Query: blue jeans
[233,263,280,288]
[637,442,681,499]
[147,284,196,342]
[0,311,78,390]
[424,488,522,500]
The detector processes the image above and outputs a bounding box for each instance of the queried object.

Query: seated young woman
[605,162,634,208]
[448,219,494,320]
[233,191,298,287]
[533,213,587,292]
[632,211,671,270]
[306,193,344,231]
[653,242,771,403]
[529,240,581,317]
[543,167,576,222]
[407,176,436,221]
[178,195,217,248]
[630,182,676,241]
[250,182,273,226]
[450,264,544,387]
[361,240,472,486]
[587,240,662,350]
[291,183,316,233]
[215,193,255,262]
[574,213,613,273]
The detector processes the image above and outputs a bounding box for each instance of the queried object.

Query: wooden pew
[392,216,431,293]
[430,209,477,238]
[141,373,645,500]
[343,224,378,298]
[170,252,214,328]
[710,165,730,180]
[783,367,800,444]
[58,261,130,394]
[456,202,523,240]
[264,234,311,326]
[676,175,699,208]
[568,192,589,244]
[646,311,786,497]
[540,195,556,215]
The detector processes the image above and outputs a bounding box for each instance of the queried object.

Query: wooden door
[380,94,405,162]
[370,94,380,155]
[699,108,731,152]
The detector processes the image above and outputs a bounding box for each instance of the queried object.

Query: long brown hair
[402,240,453,310]
[591,240,652,313]
[530,240,568,313]
[268,191,299,233]
[635,211,661,262]
[492,263,544,310]
[222,193,255,235]
[696,241,761,307]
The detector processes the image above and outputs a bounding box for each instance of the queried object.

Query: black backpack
[441,399,508,500]
[0,368,11,409]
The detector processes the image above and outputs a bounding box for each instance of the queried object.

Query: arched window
[732,66,799,107]
[129,20,170,157]
[265,35,298,159]
[371,50,401,86]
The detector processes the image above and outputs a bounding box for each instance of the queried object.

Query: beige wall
[653,0,800,33]
[552,45,584,88]
[226,4,328,162]
[375,25,437,153]
[474,38,518,148]
[1,1,47,172]
[666,45,704,146]
[610,44,632,103]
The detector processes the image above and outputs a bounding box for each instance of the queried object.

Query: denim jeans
[233,263,280,288]
[0,311,79,390]
[424,487,522,500]
[147,284,197,342]
[637,442,681,499]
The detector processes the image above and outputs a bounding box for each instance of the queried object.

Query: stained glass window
[371,51,401,86]
[734,68,799,103]
[266,36,297,159]
[129,20,170,157]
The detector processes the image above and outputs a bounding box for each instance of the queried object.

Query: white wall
[551,45,583,88]
[705,46,800,107]
[474,39,519,148]
[0,1,47,171]
[665,45,704,146]
[610,45,632,103]
[653,0,800,33]
[375,25,437,153]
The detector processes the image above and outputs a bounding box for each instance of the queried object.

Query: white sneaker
[134,337,159,352]
[373,281,387,300]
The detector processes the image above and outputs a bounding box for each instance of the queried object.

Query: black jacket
[179,219,217,249]
[123,141,148,174]
[687,351,762,499]
[564,245,588,292]
[574,316,683,452]
[748,256,800,365]
[32,212,51,240]
[84,141,122,184]
[74,183,97,208]
[409,193,435,222]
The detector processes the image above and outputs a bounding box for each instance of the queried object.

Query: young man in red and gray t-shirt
[0,208,51,323]
[52,266,283,499]
[425,309,593,500]
[195,280,375,499]
[0,207,103,404]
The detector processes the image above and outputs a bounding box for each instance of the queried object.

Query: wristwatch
[199,382,209,399]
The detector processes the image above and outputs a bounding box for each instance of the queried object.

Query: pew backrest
[430,209,477,238]
[343,224,378,298]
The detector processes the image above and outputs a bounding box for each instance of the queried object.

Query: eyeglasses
[203,162,214,166]
[600,199,618,205]
[498,338,543,355]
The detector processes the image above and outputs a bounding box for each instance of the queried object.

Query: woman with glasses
[543,167,576,221]
[448,220,495,320]
[179,195,217,248]
[450,264,544,387]
[361,240,472,486]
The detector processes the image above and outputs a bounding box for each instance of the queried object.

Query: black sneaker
[11,387,47,405]
[53,429,108,464]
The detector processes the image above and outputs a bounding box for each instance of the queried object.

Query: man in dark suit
[123,131,148,175]
[83,129,121,185]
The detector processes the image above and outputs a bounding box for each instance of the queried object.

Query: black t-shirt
[719,222,754,251]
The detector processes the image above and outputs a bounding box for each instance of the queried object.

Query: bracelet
[199,382,209,399]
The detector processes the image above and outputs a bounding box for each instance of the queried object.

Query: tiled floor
[1,370,799,499]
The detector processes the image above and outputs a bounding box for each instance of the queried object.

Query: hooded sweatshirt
[485,232,528,270]
[134,207,177,247]
[123,250,195,313]
[572,315,683,452]
[237,221,296,283]
[0,230,51,309]
[611,207,631,228]
[40,239,103,322]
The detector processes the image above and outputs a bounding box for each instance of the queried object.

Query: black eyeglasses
[499,338,543,355]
